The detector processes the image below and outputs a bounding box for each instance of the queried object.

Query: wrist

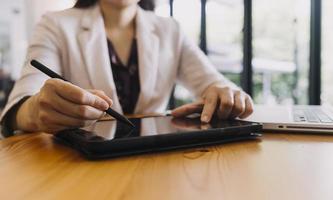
[15,96,38,132]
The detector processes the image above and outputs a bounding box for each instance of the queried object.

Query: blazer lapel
[134,8,160,113]
[78,6,122,113]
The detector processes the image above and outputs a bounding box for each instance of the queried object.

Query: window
[157,0,320,107]
[322,0,333,105]
[0,0,75,80]
[252,0,310,105]
[206,0,243,86]
[0,0,75,107]
[0,0,326,108]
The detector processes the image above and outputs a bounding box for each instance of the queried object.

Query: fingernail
[201,115,209,123]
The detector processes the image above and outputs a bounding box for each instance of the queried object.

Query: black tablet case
[55,119,262,159]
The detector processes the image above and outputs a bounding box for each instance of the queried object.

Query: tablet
[55,116,262,159]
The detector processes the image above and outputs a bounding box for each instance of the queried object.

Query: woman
[0,0,253,137]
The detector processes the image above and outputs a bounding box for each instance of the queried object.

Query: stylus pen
[30,60,135,128]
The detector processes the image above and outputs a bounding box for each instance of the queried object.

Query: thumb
[171,101,204,118]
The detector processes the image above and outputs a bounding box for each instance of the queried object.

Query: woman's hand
[171,83,254,123]
[15,79,113,133]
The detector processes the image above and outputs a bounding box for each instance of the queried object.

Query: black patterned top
[107,39,140,114]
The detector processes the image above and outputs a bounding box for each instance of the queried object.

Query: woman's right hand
[15,79,113,133]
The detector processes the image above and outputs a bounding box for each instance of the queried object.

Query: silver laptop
[245,105,333,133]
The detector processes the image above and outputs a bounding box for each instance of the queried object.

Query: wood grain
[1,133,333,200]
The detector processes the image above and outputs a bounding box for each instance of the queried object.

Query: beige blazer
[1,5,235,122]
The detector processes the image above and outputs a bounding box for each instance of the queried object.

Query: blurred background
[0,0,331,109]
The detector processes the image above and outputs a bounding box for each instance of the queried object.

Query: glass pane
[156,0,201,44]
[253,0,310,105]
[206,0,243,86]
[0,0,75,108]
[322,0,333,105]
[0,1,26,107]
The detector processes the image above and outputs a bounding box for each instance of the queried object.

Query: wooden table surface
[1,132,333,200]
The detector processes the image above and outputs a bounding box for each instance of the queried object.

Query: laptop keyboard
[293,108,333,123]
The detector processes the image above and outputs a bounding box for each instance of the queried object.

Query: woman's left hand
[171,83,254,123]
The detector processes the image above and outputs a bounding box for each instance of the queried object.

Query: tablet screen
[80,116,259,141]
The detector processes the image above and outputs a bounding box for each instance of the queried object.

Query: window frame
[166,0,322,106]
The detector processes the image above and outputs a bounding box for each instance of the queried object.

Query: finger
[45,79,109,111]
[239,95,254,119]
[38,107,96,129]
[41,91,105,120]
[229,91,246,119]
[200,124,211,130]
[171,102,204,117]
[201,92,218,123]
[217,91,234,119]
[89,90,113,107]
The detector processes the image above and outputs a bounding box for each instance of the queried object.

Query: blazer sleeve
[176,23,238,98]
[0,13,63,136]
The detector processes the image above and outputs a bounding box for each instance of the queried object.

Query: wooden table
[1,133,333,200]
